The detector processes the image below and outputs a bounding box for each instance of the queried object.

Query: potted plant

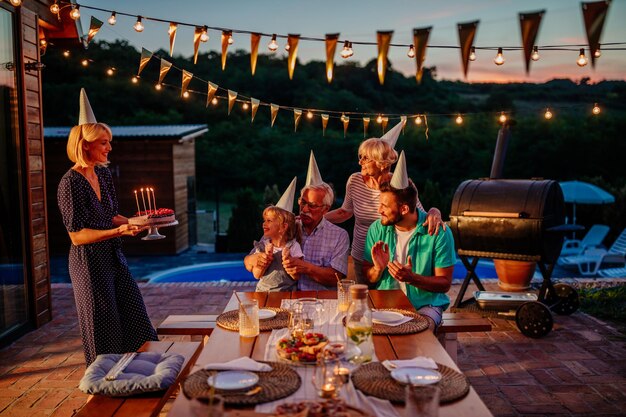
[493,259,536,291]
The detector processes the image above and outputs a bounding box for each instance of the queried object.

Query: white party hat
[305,150,323,186]
[380,120,404,148]
[78,88,97,125]
[276,176,297,213]
[390,151,409,189]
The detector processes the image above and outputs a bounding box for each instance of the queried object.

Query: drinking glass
[337,279,355,313]
[295,298,324,330]
[405,385,440,417]
[189,396,224,417]
[239,299,259,337]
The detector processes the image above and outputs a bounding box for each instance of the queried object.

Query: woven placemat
[351,362,470,404]
[182,361,301,406]
[342,309,429,335]
[216,307,290,332]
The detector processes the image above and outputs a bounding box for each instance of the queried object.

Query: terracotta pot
[494,259,536,291]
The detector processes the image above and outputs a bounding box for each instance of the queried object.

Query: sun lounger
[560,224,609,257]
[558,228,626,276]
[598,267,626,278]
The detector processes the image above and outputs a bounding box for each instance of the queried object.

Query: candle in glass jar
[321,383,336,398]
[334,367,350,384]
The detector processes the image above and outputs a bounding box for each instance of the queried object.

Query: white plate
[258,309,277,320]
[372,310,404,324]
[207,371,259,390]
[390,367,442,385]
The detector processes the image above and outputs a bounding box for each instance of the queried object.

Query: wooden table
[167,290,493,417]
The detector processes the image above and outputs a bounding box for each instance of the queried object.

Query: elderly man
[362,151,455,330]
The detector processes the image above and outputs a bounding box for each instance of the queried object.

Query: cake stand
[141,220,179,241]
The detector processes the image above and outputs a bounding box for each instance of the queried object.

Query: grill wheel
[545,283,580,315]
[515,301,553,338]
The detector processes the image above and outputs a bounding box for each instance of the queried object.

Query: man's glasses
[298,198,326,210]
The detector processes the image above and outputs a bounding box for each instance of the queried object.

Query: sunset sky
[76,0,626,83]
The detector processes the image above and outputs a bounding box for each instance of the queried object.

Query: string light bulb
[63,50,70,57]
[81,59,89,67]
[69,6,80,20]
[376,115,383,124]
[469,46,476,61]
[531,46,540,61]
[155,83,162,91]
[284,43,290,51]
[576,48,587,67]
[592,103,601,115]
[134,16,144,32]
[9,0,22,6]
[227,34,234,45]
[544,108,553,120]
[200,26,209,42]
[183,91,190,98]
[131,76,139,84]
[242,102,249,110]
[594,46,601,58]
[415,116,422,125]
[50,1,59,14]
[494,47,505,65]
[407,45,416,58]
[268,34,278,52]
[455,114,463,125]
[106,67,115,76]
[307,111,314,119]
[211,97,218,105]
[108,12,117,25]
[39,38,47,48]
[340,41,353,59]
[499,112,507,124]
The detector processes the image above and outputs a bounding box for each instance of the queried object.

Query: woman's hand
[117,224,146,237]
[423,207,446,236]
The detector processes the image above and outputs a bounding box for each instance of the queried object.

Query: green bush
[578,285,626,323]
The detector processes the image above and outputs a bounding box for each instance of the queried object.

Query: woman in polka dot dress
[57,91,157,365]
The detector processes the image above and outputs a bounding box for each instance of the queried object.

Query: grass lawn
[578,285,626,336]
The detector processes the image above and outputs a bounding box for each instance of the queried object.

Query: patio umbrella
[559,180,615,225]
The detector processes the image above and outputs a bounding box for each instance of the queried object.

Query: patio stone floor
[1,280,625,416]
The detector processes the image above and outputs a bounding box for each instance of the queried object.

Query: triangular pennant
[400,116,407,134]
[251,98,260,122]
[341,114,349,137]
[221,30,232,70]
[321,114,329,136]
[250,33,261,75]
[87,16,103,44]
[381,120,403,148]
[458,20,479,78]
[138,48,152,76]
[306,151,324,186]
[158,59,172,84]
[206,82,218,107]
[270,104,279,127]
[325,33,339,83]
[168,23,177,57]
[381,117,389,133]
[294,109,303,132]
[181,70,193,97]
[413,27,431,84]
[227,90,237,115]
[276,177,297,213]
[390,151,409,189]
[363,117,370,138]
[78,88,97,125]
[376,31,393,85]
[193,27,202,64]
[287,34,300,80]
[519,11,544,74]
[582,0,611,68]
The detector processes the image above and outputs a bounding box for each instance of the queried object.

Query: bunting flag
[321,114,329,136]
[582,0,611,68]
[325,33,339,83]
[363,117,370,138]
[181,70,193,97]
[381,117,389,133]
[250,98,260,122]
[341,114,349,137]
[158,58,172,84]
[287,34,300,80]
[376,31,393,85]
[86,16,103,44]
[519,11,545,74]
[193,27,202,64]
[270,104,279,127]
[250,33,261,75]
[401,116,407,134]
[206,82,218,107]
[168,23,178,56]
[138,48,152,76]
[294,109,303,132]
[458,21,479,78]
[221,30,232,70]
[413,27,431,84]
[227,90,237,115]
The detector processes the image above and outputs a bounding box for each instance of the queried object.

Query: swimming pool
[146,258,510,283]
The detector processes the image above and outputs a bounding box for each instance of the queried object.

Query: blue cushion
[79,352,185,397]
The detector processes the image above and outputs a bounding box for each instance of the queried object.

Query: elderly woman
[57,89,157,365]
[325,135,444,285]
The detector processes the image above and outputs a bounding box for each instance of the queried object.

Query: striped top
[340,172,424,261]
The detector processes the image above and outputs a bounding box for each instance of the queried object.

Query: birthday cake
[128,208,176,226]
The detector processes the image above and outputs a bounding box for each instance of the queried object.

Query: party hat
[276,176,297,213]
[380,120,404,148]
[78,88,97,125]
[390,151,409,189]
[305,150,323,186]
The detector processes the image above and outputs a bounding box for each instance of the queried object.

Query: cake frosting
[128,208,176,226]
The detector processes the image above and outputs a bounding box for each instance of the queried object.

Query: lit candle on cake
[150,187,156,212]
[140,188,147,214]
[134,190,140,215]
[147,186,152,214]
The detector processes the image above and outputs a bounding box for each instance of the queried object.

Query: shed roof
[45,124,209,143]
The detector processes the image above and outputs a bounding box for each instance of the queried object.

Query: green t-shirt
[364,211,456,310]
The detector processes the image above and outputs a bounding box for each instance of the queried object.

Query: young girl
[250,206,303,292]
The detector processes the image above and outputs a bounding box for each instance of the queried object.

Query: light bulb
[63,50,70,57]
[347,42,354,58]
[50,2,59,14]
[284,43,290,51]
[242,102,249,110]
[544,109,553,120]
[415,116,422,125]
[592,103,601,115]
[211,97,218,105]
[228,34,234,45]
[69,6,80,20]
[81,59,89,67]
[108,12,117,25]
[407,45,416,58]
[268,34,278,52]
[106,68,114,76]
[340,40,351,59]
[9,0,22,6]
[39,38,47,47]
[155,83,162,91]
[131,76,139,83]
[469,46,476,61]
[531,46,540,61]
[455,115,463,125]
[576,48,587,67]
[183,91,190,98]
[134,17,144,32]
[307,111,314,119]
[376,115,383,124]
[499,112,507,123]
[594,47,601,58]
[200,26,209,42]
[494,47,505,65]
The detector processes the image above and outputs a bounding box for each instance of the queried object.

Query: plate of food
[274,399,370,416]
[276,332,329,364]
[390,367,442,385]
[207,370,259,390]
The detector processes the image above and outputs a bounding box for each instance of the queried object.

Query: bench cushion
[79,352,184,397]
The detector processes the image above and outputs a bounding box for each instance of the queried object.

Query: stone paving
[1,280,625,416]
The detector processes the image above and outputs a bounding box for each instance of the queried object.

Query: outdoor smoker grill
[448,123,580,338]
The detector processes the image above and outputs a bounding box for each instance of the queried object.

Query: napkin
[204,357,272,372]
[382,356,437,371]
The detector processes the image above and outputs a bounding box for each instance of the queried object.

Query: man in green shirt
[363,151,455,331]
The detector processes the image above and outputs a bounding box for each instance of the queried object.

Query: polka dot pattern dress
[57,166,158,366]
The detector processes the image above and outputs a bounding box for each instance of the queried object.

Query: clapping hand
[371,241,390,271]
[388,256,415,284]
[256,243,274,269]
